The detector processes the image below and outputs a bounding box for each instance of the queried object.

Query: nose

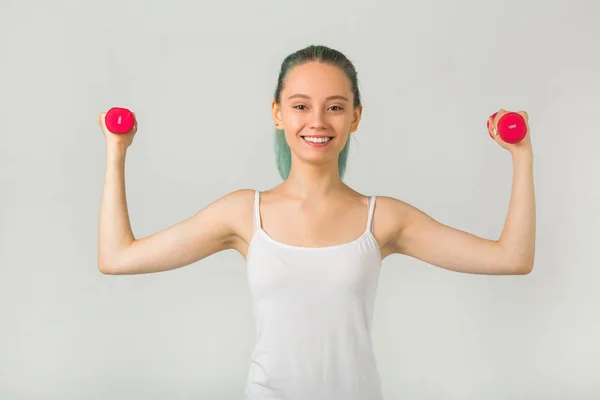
[308,109,327,131]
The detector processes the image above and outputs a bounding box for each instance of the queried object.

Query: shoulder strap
[366,196,376,233]
[253,190,261,232]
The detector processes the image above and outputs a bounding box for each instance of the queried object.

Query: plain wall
[1,0,599,398]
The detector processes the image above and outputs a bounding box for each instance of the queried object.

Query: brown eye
[294,105,307,110]
[329,106,343,111]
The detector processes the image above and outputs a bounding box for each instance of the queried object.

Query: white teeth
[303,136,331,143]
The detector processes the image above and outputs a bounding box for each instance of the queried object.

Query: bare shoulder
[178,187,256,258]
[373,195,415,222]
[219,189,256,257]
[187,187,256,253]
[216,188,256,244]
[371,196,413,257]
[218,188,255,209]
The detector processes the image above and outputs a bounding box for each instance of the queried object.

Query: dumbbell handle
[105,107,135,134]
[487,112,527,144]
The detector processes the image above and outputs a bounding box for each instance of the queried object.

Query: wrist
[510,146,533,159]
[511,147,534,169]
[106,145,127,161]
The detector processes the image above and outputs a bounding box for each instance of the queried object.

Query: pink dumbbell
[105,107,135,134]
[487,112,527,144]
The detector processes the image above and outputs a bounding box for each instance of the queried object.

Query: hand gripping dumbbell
[105,107,135,134]
[487,111,527,144]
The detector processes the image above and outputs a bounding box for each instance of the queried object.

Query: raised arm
[386,110,535,275]
[98,187,250,275]
[96,111,250,275]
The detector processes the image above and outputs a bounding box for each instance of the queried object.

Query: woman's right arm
[97,112,249,275]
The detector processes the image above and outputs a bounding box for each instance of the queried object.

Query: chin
[294,150,339,166]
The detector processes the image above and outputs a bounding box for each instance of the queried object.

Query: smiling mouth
[301,136,334,144]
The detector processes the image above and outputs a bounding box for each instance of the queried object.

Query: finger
[132,112,137,133]
[518,110,529,122]
[494,108,507,126]
[488,116,494,136]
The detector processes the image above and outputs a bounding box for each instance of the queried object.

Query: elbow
[519,261,534,275]
[496,239,535,275]
[498,244,534,275]
[512,264,533,275]
[511,258,534,275]
[518,251,536,275]
[98,260,116,275]
[98,255,120,275]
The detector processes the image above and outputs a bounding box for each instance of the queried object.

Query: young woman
[97,45,535,400]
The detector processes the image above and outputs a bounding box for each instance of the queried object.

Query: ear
[272,100,283,129]
[349,104,363,133]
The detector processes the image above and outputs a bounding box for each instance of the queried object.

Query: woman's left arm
[390,110,536,275]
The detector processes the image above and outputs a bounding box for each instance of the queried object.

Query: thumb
[98,112,107,128]
[131,112,138,132]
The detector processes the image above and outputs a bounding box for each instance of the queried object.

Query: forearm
[98,146,135,270]
[497,149,536,272]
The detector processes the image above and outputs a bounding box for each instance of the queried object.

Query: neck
[282,159,345,200]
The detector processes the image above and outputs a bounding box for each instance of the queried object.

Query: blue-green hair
[273,45,362,180]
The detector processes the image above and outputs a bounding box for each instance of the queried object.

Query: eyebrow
[288,94,350,102]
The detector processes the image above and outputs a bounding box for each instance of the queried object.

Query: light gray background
[1,0,599,398]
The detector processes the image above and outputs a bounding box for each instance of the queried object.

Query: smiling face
[272,62,363,170]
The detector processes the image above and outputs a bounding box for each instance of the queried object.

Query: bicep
[102,190,250,275]
[392,202,519,275]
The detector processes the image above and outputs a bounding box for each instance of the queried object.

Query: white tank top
[244,190,384,400]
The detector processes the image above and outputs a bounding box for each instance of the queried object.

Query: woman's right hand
[98,111,138,150]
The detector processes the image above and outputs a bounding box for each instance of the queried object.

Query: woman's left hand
[488,109,532,154]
